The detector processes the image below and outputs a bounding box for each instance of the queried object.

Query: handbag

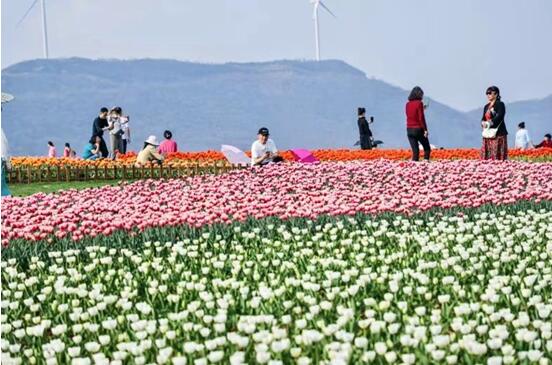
[482,105,503,139]
[482,125,499,139]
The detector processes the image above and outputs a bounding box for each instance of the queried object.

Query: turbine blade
[17,0,40,27]
[319,1,336,18]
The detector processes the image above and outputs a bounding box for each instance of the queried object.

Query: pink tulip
[1,160,551,244]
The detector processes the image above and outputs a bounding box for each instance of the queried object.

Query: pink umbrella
[291,149,319,163]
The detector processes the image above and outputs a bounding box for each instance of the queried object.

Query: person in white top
[515,122,533,150]
[251,127,283,166]
[120,116,131,154]
[107,107,125,159]
[2,128,12,196]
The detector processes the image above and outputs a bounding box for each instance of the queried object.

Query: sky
[2,0,552,111]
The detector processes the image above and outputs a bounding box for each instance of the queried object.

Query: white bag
[482,120,503,139]
[482,127,499,139]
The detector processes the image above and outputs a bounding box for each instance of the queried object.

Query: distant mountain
[2,58,533,156]
[467,95,552,144]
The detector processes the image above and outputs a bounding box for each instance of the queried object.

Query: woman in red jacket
[405,86,431,161]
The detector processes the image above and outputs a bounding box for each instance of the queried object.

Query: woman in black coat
[357,107,372,150]
[480,86,508,160]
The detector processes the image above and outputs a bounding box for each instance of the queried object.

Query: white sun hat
[145,135,160,146]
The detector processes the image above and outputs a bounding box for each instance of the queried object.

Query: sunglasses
[486,91,495,95]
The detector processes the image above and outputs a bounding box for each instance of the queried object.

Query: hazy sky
[2,0,552,110]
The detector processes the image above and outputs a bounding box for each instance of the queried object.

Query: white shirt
[121,120,130,140]
[108,116,122,135]
[515,129,531,149]
[251,139,277,165]
[1,128,9,160]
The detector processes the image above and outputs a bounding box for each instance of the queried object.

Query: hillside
[3,58,482,155]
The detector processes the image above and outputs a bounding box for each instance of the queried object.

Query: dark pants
[121,139,128,154]
[407,128,431,161]
[359,134,372,150]
[259,156,284,166]
[98,137,109,158]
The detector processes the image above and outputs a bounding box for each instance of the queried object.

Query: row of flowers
[2,204,551,364]
[2,160,551,244]
[8,148,552,168]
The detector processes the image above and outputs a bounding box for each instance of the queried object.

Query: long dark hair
[486,86,501,101]
[408,86,424,101]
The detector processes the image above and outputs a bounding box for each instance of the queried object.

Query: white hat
[145,135,160,146]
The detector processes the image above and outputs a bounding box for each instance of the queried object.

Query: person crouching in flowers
[82,135,102,160]
[136,135,164,167]
[535,133,552,148]
[251,127,283,166]
[481,86,508,160]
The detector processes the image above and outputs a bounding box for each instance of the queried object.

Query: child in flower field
[63,143,71,158]
[136,135,164,166]
[47,141,56,158]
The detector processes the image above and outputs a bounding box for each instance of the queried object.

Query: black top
[481,101,508,136]
[92,117,108,137]
[358,117,372,137]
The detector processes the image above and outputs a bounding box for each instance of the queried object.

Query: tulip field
[8,147,552,169]
[1,159,552,364]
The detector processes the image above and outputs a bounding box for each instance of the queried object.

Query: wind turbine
[310,0,336,61]
[17,0,50,59]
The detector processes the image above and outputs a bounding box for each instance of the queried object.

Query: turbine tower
[310,0,336,61]
[18,0,50,59]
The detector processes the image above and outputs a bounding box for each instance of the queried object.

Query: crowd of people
[46,106,178,166]
[44,91,551,167]
[355,85,551,161]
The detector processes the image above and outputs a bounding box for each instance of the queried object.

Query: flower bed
[2,160,551,244]
[2,203,551,364]
[8,148,552,169]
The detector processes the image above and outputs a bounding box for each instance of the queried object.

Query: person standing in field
[107,107,124,159]
[92,107,110,158]
[514,122,533,150]
[47,141,57,158]
[158,130,178,154]
[405,86,431,161]
[480,86,508,160]
[120,116,131,154]
[1,128,11,196]
[357,108,373,150]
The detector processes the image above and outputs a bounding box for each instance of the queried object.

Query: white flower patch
[1,208,551,363]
